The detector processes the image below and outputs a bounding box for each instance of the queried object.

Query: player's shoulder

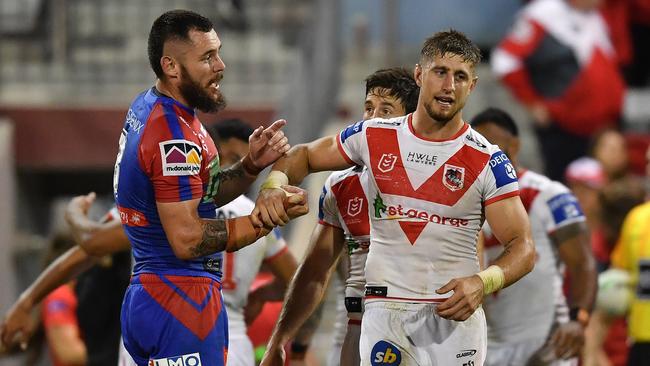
[340,115,408,142]
[465,126,501,156]
[521,170,572,200]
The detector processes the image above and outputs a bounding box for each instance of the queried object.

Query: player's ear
[414,64,422,87]
[160,55,180,80]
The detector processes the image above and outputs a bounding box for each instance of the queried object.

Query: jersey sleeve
[318,176,343,229]
[263,227,289,262]
[336,120,366,166]
[41,285,78,328]
[138,104,204,203]
[539,183,586,234]
[481,149,520,206]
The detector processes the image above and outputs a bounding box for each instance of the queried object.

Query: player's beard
[179,65,226,113]
[423,98,464,124]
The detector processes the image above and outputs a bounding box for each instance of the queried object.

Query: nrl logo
[347,197,363,217]
[443,164,465,191]
[378,153,397,173]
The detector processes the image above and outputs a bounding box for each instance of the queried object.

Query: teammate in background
[115,10,306,366]
[262,67,419,366]
[41,233,87,366]
[257,30,535,366]
[0,119,302,366]
[470,108,597,366]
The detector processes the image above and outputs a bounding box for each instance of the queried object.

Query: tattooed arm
[158,189,308,259]
[212,158,258,207]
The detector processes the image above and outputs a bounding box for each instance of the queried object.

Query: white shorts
[226,335,255,366]
[360,302,486,366]
[328,296,349,366]
[486,339,578,366]
[340,320,362,366]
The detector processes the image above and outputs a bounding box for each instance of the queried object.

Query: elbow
[169,230,203,260]
[522,238,536,274]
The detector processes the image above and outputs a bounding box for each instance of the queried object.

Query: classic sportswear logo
[149,353,202,366]
[160,139,202,176]
[371,340,401,365]
[456,349,477,358]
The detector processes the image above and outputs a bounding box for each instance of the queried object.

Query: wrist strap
[260,171,289,192]
[477,265,505,295]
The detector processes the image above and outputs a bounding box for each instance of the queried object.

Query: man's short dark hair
[365,67,420,114]
[207,118,254,144]
[420,29,482,68]
[148,10,214,78]
[470,107,519,137]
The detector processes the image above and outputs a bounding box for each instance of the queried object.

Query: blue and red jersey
[114,88,222,281]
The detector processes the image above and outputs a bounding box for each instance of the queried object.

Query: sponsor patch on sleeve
[547,193,584,225]
[339,121,364,144]
[159,139,202,176]
[489,151,518,188]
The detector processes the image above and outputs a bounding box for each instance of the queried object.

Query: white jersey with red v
[337,114,519,302]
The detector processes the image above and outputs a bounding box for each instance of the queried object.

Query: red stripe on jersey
[336,135,356,165]
[264,245,289,264]
[484,190,520,206]
[519,187,541,212]
[140,273,222,341]
[367,128,490,206]
[330,174,370,237]
[117,205,149,227]
[398,221,427,245]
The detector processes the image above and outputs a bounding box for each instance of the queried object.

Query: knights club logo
[378,153,398,173]
[443,164,465,191]
[347,197,363,217]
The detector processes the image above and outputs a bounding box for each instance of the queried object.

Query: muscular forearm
[271,144,311,185]
[490,235,535,288]
[214,158,258,206]
[21,247,97,307]
[184,216,270,259]
[556,228,597,312]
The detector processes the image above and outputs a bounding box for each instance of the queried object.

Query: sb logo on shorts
[371,340,401,365]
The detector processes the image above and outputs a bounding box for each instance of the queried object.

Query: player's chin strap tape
[477,265,505,295]
[345,297,363,313]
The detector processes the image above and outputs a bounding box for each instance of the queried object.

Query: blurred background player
[256,30,535,366]
[260,67,419,366]
[491,0,626,182]
[471,108,597,366]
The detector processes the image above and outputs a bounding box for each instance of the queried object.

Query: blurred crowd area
[0,0,649,365]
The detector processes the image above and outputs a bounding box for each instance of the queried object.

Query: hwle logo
[406,151,437,166]
[149,353,201,366]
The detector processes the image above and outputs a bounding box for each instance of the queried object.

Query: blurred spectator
[590,129,631,182]
[492,0,626,181]
[565,157,606,229]
[41,233,86,366]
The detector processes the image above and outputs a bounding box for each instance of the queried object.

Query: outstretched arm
[261,223,346,366]
[253,135,352,227]
[0,246,96,349]
[436,196,534,321]
[158,186,308,259]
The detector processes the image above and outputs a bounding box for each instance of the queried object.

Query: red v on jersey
[399,221,428,245]
[367,128,490,206]
[331,174,370,237]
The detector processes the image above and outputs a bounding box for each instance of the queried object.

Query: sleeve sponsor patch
[339,121,364,143]
[489,151,518,188]
[547,193,584,225]
[159,139,202,176]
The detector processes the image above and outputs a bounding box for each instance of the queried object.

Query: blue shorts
[121,274,228,366]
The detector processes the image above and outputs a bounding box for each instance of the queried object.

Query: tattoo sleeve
[217,162,246,186]
[189,219,229,257]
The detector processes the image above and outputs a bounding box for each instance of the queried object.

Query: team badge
[378,153,397,173]
[443,164,465,191]
[347,197,363,217]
